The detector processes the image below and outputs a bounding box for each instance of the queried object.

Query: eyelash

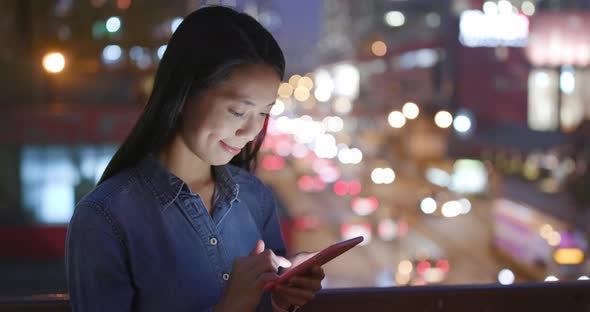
[229,109,244,117]
[229,109,269,118]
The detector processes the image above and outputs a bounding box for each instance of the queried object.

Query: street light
[42,52,65,74]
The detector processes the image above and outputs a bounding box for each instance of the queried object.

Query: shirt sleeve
[66,201,135,312]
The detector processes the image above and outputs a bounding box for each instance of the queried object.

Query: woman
[66,6,324,312]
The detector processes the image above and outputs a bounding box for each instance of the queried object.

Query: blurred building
[318,0,453,116]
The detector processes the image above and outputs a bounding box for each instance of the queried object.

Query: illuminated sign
[525,13,590,67]
[459,10,529,47]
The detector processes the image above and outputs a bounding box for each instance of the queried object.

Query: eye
[228,109,245,117]
[260,112,270,117]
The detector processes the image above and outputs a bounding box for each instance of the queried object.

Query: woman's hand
[216,240,291,312]
[271,252,325,311]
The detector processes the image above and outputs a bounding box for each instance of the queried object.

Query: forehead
[215,64,281,105]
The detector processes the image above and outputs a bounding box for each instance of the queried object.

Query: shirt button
[222,273,230,281]
[209,237,218,246]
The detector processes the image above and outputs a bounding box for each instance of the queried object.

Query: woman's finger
[255,272,280,290]
[309,266,325,278]
[274,285,315,306]
[288,276,322,292]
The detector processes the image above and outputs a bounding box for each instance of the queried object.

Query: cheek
[180,122,204,147]
[254,118,266,135]
[184,105,234,137]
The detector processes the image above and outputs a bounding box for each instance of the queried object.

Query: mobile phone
[263,236,364,292]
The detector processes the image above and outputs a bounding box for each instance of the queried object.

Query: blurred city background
[0,0,589,298]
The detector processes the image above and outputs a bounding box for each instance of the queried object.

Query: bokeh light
[498,269,515,285]
[42,52,65,73]
[420,197,437,214]
[270,99,285,116]
[388,111,406,128]
[171,17,183,33]
[402,102,420,119]
[435,111,453,128]
[102,45,123,64]
[385,11,405,27]
[398,260,413,275]
[106,16,121,33]
[371,40,387,57]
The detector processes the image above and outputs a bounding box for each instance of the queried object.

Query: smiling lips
[220,141,242,155]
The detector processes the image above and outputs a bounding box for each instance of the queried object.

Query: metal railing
[1,282,589,312]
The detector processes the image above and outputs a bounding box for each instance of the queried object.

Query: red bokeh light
[416,260,431,276]
[436,260,450,274]
[262,155,286,171]
[297,175,314,191]
[348,179,361,195]
[333,181,349,196]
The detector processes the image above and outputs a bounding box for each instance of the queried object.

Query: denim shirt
[66,154,286,312]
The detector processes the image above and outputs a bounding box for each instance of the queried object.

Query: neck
[157,134,214,191]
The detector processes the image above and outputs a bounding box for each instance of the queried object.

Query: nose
[235,115,265,141]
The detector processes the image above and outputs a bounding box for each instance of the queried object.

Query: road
[259,160,513,288]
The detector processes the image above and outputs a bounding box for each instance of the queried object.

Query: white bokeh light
[102,45,123,64]
[106,16,121,33]
[270,99,285,116]
[333,64,360,99]
[458,198,472,214]
[171,17,183,33]
[420,197,437,214]
[521,1,535,16]
[498,269,515,285]
[314,69,334,102]
[441,201,462,218]
[497,0,513,15]
[385,11,405,27]
[483,1,498,15]
[402,102,419,119]
[157,45,167,60]
[388,111,406,128]
[453,115,472,133]
[42,52,65,73]
[349,148,363,164]
[544,276,559,282]
[371,168,396,184]
[435,111,453,128]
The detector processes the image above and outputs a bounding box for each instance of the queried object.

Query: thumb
[249,240,265,256]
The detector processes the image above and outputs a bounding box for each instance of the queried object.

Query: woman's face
[180,64,280,166]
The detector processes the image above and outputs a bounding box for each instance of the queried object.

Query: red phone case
[263,236,364,292]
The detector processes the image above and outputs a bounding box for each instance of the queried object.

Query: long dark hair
[99,6,285,184]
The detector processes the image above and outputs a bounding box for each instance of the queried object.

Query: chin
[208,155,233,166]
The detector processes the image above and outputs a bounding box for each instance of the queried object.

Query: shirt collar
[136,154,239,209]
[212,165,240,205]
